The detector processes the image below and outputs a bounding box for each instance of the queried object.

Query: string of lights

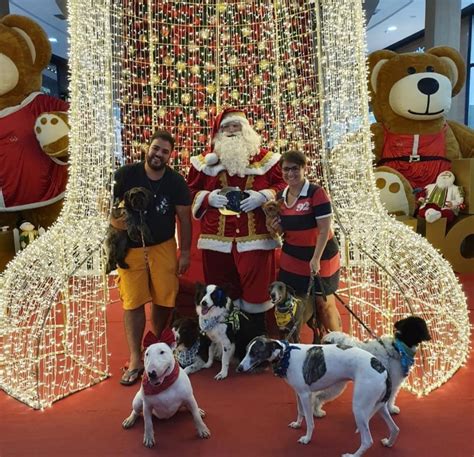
[0,0,469,410]
[0,0,114,409]
[112,0,469,396]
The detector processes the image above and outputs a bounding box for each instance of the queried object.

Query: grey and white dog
[237,336,399,457]
[314,316,431,417]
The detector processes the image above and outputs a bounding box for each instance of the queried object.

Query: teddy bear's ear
[1,15,51,72]
[368,50,397,95]
[427,46,466,96]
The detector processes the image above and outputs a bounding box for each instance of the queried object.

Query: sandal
[120,366,144,386]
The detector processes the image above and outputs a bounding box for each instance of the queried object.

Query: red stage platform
[1,274,473,457]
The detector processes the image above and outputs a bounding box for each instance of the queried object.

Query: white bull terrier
[122,342,211,448]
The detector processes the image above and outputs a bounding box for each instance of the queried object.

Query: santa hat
[205,108,249,166]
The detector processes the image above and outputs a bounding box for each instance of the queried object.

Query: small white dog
[238,336,399,457]
[122,342,211,448]
[314,316,431,417]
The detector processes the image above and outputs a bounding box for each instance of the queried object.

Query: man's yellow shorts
[116,238,179,310]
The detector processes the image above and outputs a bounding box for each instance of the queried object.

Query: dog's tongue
[201,307,209,315]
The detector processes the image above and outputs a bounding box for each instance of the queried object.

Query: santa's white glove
[240,190,267,212]
[208,189,228,208]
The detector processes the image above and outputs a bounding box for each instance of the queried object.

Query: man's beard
[214,132,260,177]
[146,154,166,171]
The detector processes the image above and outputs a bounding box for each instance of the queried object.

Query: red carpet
[1,274,473,457]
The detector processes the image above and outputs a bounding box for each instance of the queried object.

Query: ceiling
[5,0,474,59]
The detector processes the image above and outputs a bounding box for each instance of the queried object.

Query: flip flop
[120,367,144,386]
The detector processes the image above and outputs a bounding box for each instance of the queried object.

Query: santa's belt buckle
[409,155,421,163]
[218,187,249,215]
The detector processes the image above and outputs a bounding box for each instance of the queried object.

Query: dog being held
[105,186,153,273]
[171,317,213,375]
[192,283,248,380]
[269,281,314,343]
[122,341,210,448]
[314,316,431,417]
[238,336,399,457]
[262,199,283,239]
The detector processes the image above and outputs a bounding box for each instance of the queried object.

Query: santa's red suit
[0,92,69,211]
[187,110,286,316]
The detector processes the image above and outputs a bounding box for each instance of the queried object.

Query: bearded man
[110,129,192,385]
[417,170,464,223]
[187,108,286,357]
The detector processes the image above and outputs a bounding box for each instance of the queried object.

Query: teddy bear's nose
[417,77,439,96]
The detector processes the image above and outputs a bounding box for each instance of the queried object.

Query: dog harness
[272,340,301,378]
[175,340,200,368]
[275,299,298,328]
[393,339,415,377]
[142,362,180,396]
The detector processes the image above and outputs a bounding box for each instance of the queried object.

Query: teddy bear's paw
[374,168,413,216]
[35,112,70,158]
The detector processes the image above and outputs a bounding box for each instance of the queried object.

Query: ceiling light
[49,37,58,43]
[387,25,398,32]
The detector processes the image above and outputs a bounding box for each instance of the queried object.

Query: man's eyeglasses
[282,166,301,173]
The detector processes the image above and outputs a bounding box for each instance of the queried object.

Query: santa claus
[187,108,286,356]
[417,170,464,223]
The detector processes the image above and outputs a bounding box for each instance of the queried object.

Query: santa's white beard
[214,131,260,177]
[436,172,455,189]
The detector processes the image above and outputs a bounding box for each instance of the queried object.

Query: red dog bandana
[142,362,180,396]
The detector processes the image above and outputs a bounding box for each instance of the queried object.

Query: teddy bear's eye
[407,67,416,74]
[426,66,434,72]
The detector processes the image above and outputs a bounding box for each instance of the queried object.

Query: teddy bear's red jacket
[0,92,69,210]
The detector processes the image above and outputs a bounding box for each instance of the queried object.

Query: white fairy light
[110,0,468,396]
[0,0,115,409]
[0,0,469,410]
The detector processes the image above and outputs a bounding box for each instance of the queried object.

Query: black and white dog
[238,337,399,457]
[314,316,431,417]
[171,317,212,375]
[105,186,153,273]
[191,283,245,380]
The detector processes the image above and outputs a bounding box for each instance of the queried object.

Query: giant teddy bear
[369,46,474,217]
[0,15,70,271]
[369,46,474,273]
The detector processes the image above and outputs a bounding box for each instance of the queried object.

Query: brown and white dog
[122,342,210,448]
[314,316,431,417]
[269,281,313,343]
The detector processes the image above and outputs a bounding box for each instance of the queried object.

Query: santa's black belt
[378,156,451,165]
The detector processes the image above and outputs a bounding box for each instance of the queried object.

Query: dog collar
[275,299,298,328]
[175,340,200,368]
[142,362,180,396]
[199,314,222,332]
[199,308,248,333]
[393,339,416,377]
[272,340,300,378]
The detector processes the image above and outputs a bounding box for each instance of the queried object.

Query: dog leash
[306,274,325,343]
[311,274,383,344]
[139,211,151,274]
